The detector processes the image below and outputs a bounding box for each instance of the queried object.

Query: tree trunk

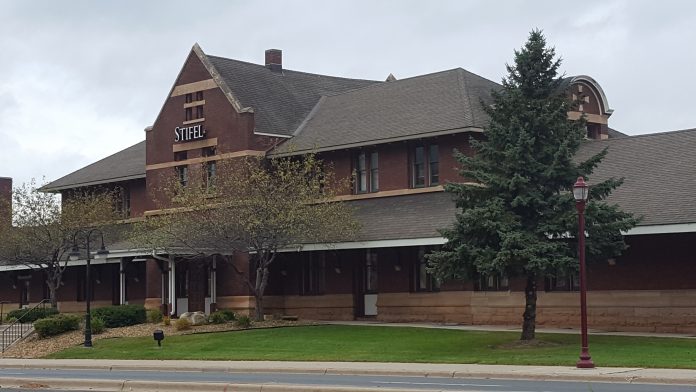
[253,266,269,322]
[521,274,537,341]
[48,283,58,308]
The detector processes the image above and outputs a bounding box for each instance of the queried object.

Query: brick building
[2,44,696,332]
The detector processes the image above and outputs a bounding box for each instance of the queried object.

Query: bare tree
[0,180,119,307]
[134,155,358,321]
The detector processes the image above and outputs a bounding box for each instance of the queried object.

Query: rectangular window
[206,161,217,189]
[357,152,367,193]
[412,144,439,187]
[185,107,193,121]
[429,145,439,185]
[365,250,378,293]
[545,273,580,292]
[413,146,425,187]
[355,150,378,194]
[176,166,188,187]
[413,247,440,292]
[370,152,379,192]
[185,93,192,104]
[301,252,326,296]
[116,186,131,218]
[195,105,204,119]
[476,274,509,291]
[195,91,203,101]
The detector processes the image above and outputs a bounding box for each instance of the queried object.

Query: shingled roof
[271,68,501,155]
[40,141,146,192]
[207,55,378,136]
[576,128,696,227]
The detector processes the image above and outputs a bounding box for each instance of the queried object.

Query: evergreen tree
[427,30,638,341]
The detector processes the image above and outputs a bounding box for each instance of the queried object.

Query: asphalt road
[0,368,694,391]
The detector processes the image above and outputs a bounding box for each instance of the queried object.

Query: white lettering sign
[174,124,207,142]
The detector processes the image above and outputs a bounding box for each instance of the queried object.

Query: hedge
[34,314,80,338]
[7,307,59,323]
[92,304,146,328]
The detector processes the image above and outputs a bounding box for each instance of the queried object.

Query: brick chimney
[0,177,12,228]
[265,49,282,72]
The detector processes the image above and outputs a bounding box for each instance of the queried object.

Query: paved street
[0,368,695,391]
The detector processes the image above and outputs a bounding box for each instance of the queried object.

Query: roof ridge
[584,127,696,143]
[456,69,477,126]
[206,54,378,83]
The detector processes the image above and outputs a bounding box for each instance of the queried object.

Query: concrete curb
[0,377,438,392]
[1,360,696,387]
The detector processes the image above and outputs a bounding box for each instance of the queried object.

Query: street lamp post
[69,229,109,348]
[573,177,594,369]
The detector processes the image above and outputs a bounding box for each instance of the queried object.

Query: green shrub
[34,314,80,338]
[219,309,236,321]
[147,309,163,324]
[174,317,191,331]
[92,304,146,328]
[208,311,231,324]
[234,315,252,329]
[89,317,106,334]
[163,316,171,326]
[7,307,59,323]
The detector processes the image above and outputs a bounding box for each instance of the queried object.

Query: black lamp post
[69,229,109,348]
[573,177,594,369]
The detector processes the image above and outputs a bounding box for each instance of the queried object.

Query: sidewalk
[1,358,696,385]
[323,320,696,339]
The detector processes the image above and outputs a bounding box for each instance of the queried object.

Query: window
[115,186,131,218]
[355,151,378,193]
[185,93,192,103]
[76,274,93,302]
[413,247,439,292]
[195,105,204,119]
[476,274,509,291]
[412,144,439,187]
[545,273,580,292]
[185,107,193,121]
[301,252,326,296]
[206,161,217,189]
[176,166,188,187]
[195,91,203,101]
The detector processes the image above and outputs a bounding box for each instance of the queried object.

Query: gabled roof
[40,141,146,192]
[206,55,378,136]
[271,68,501,155]
[576,128,696,226]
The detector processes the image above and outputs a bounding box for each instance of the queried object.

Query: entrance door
[354,250,378,317]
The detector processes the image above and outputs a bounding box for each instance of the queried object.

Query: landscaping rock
[180,311,207,326]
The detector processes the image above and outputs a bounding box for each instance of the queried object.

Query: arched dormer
[566,75,614,140]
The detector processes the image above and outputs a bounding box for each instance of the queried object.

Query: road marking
[375,380,503,387]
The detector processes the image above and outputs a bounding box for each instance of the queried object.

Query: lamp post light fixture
[69,229,109,348]
[573,176,594,369]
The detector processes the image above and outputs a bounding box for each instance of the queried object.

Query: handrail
[1,299,51,353]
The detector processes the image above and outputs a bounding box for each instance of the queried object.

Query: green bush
[89,317,106,334]
[7,307,59,323]
[34,314,80,338]
[208,311,231,324]
[174,317,191,331]
[92,304,146,328]
[219,309,236,321]
[147,309,163,324]
[234,315,252,329]
[163,316,171,326]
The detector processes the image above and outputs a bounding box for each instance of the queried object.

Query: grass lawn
[48,325,696,368]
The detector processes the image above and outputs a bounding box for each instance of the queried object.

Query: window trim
[411,143,439,188]
[354,150,379,194]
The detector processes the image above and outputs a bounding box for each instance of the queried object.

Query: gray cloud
[1,0,694,186]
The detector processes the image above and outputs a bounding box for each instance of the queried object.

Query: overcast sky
[1,0,694,187]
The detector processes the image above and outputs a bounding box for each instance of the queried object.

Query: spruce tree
[427,30,638,341]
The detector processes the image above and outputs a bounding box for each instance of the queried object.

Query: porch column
[119,259,126,305]
[168,260,176,317]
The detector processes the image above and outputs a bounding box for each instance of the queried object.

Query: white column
[119,259,126,305]
[168,260,176,316]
